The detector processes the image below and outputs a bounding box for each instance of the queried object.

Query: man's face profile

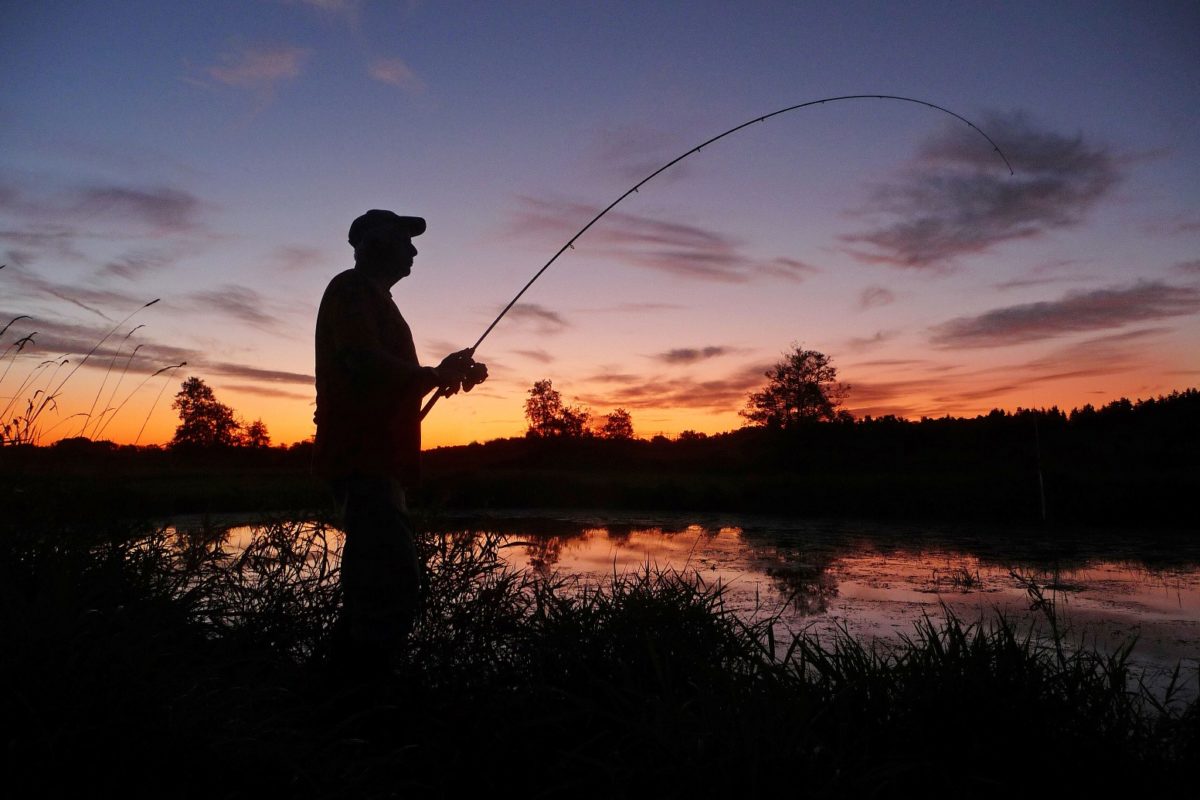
[362,225,418,285]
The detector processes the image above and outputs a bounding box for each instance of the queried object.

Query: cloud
[755,257,822,282]
[512,197,821,284]
[0,179,211,271]
[859,286,895,309]
[0,227,84,263]
[587,124,689,182]
[0,311,313,388]
[1173,259,1200,276]
[844,327,1173,418]
[652,346,731,364]
[1143,212,1200,236]
[929,281,1200,348]
[2,265,154,321]
[846,330,896,351]
[582,372,642,384]
[293,0,361,12]
[843,112,1120,269]
[97,250,175,280]
[220,383,313,400]
[183,284,283,331]
[506,303,568,334]
[207,44,309,89]
[270,244,328,272]
[513,349,553,364]
[575,361,770,412]
[76,185,203,233]
[368,57,426,93]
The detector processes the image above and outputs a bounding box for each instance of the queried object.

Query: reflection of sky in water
[479,514,1200,694]
[171,511,1200,694]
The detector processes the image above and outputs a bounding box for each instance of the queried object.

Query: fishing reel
[461,360,488,392]
[437,354,488,397]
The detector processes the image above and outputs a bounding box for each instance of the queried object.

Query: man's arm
[327,282,472,398]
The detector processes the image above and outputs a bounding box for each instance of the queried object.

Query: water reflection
[426,512,1200,688]
[167,511,1200,689]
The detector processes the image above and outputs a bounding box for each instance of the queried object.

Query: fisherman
[314,209,487,677]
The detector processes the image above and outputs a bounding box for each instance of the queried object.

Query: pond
[177,509,1200,693]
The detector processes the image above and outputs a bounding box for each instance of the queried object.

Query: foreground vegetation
[3,509,1194,796]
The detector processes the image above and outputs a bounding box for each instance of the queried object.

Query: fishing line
[422,94,1013,420]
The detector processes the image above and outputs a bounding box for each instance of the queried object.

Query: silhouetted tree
[525,379,591,437]
[741,345,849,429]
[243,418,271,448]
[525,379,564,437]
[170,376,242,448]
[598,408,634,440]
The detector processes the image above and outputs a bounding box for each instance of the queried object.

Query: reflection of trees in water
[766,562,839,615]
[524,535,569,572]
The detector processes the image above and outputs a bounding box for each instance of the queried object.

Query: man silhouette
[314,209,486,676]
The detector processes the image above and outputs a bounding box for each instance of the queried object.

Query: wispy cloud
[929,280,1200,348]
[587,124,689,182]
[76,185,203,233]
[97,250,175,280]
[652,346,732,365]
[2,265,153,321]
[1173,258,1200,276]
[368,57,426,93]
[858,286,895,309]
[1142,212,1200,236]
[513,349,554,364]
[843,112,1120,269]
[513,198,821,283]
[576,361,770,412]
[291,0,363,15]
[0,312,313,386]
[269,244,328,272]
[843,326,1177,418]
[206,44,309,89]
[846,330,896,351]
[183,284,284,332]
[221,383,313,400]
[506,303,568,334]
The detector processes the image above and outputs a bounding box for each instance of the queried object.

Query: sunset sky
[2,1,1198,447]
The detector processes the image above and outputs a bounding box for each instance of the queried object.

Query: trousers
[330,475,422,672]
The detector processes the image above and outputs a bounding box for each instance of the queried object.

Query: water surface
[181,509,1200,691]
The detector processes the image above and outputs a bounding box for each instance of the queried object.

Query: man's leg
[334,476,422,675]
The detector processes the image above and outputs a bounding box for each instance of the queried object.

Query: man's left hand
[461,361,488,392]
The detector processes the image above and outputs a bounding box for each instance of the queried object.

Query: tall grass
[2,513,1194,796]
[0,293,176,445]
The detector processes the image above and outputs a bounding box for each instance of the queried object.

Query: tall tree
[525,379,591,438]
[243,418,271,448]
[741,345,849,429]
[170,376,242,448]
[599,408,634,440]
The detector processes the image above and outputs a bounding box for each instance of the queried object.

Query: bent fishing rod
[421,94,1013,421]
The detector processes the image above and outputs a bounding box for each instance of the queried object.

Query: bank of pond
[4,511,1196,795]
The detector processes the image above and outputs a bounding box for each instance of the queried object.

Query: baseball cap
[348,210,426,247]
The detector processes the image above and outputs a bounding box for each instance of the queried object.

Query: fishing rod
[421,94,1014,421]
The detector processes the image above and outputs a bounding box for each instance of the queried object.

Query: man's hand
[434,349,474,396]
[461,361,488,392]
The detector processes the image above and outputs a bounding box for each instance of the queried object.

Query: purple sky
[2,1,1198,445]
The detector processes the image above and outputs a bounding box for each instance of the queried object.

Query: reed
[3,511,1192,796]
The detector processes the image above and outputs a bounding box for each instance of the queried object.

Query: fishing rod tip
[144,298,161,307]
